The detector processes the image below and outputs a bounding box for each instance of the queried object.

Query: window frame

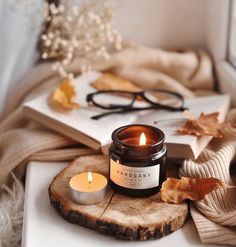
[228,0,236,68]
[206,0,236,106]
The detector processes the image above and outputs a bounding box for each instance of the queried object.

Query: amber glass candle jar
[109,124,167,197]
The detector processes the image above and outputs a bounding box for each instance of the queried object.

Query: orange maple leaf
[178,111,227,138]
[160,177,224,203]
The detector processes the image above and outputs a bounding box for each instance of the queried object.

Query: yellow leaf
[91,73,141,92]
[52,79,80,110]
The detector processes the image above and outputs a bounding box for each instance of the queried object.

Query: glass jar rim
[111,124,165,150]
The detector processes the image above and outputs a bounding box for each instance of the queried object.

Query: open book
[23,71,230,159]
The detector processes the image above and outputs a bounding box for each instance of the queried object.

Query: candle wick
[88,172,93,184]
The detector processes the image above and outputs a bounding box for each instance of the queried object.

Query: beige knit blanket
[0,44,236,246]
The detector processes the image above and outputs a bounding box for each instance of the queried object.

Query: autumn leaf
[52,79,80,110]
[91,73,141,92]
[178,111,226,138]
[160,177,224,203]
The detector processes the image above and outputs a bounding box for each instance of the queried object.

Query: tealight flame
[88,172,93,184]
[139,132,146,146]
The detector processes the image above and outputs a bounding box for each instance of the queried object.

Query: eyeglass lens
[143,90,183,108]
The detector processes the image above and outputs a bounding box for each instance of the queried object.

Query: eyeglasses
[86,89,187,120]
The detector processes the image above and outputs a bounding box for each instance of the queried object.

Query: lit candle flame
[88,172,93,184]
[139,132,146,146]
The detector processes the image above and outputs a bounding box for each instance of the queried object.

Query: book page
[102,94,230,158]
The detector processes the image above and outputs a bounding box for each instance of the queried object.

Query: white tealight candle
[69,172,107,205]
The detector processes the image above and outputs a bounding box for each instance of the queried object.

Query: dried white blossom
[39,0,123,78]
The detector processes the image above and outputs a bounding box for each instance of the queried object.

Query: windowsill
[217,61,236,106]
[228,54,236,68]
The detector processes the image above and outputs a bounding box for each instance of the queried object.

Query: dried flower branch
[40,0,122,79]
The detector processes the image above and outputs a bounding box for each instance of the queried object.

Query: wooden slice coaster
[49,155,188,240]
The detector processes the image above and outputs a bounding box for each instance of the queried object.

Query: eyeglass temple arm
[120,105,188,112]
[91,108,143,120]
[91,111,119,120]
[91,105,188,120]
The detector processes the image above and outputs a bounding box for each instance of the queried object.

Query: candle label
[110,159,160,189]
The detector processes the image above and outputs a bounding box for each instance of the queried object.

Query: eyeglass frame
[86,89,188,120]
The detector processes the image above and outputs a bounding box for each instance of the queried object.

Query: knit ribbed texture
[0,43,235,245]
[179,109,236,246]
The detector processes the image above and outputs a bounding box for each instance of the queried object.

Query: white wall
[0,0,207,117]
[116,0,206,49]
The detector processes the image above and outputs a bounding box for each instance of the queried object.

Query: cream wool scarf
[0,44,235,246]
